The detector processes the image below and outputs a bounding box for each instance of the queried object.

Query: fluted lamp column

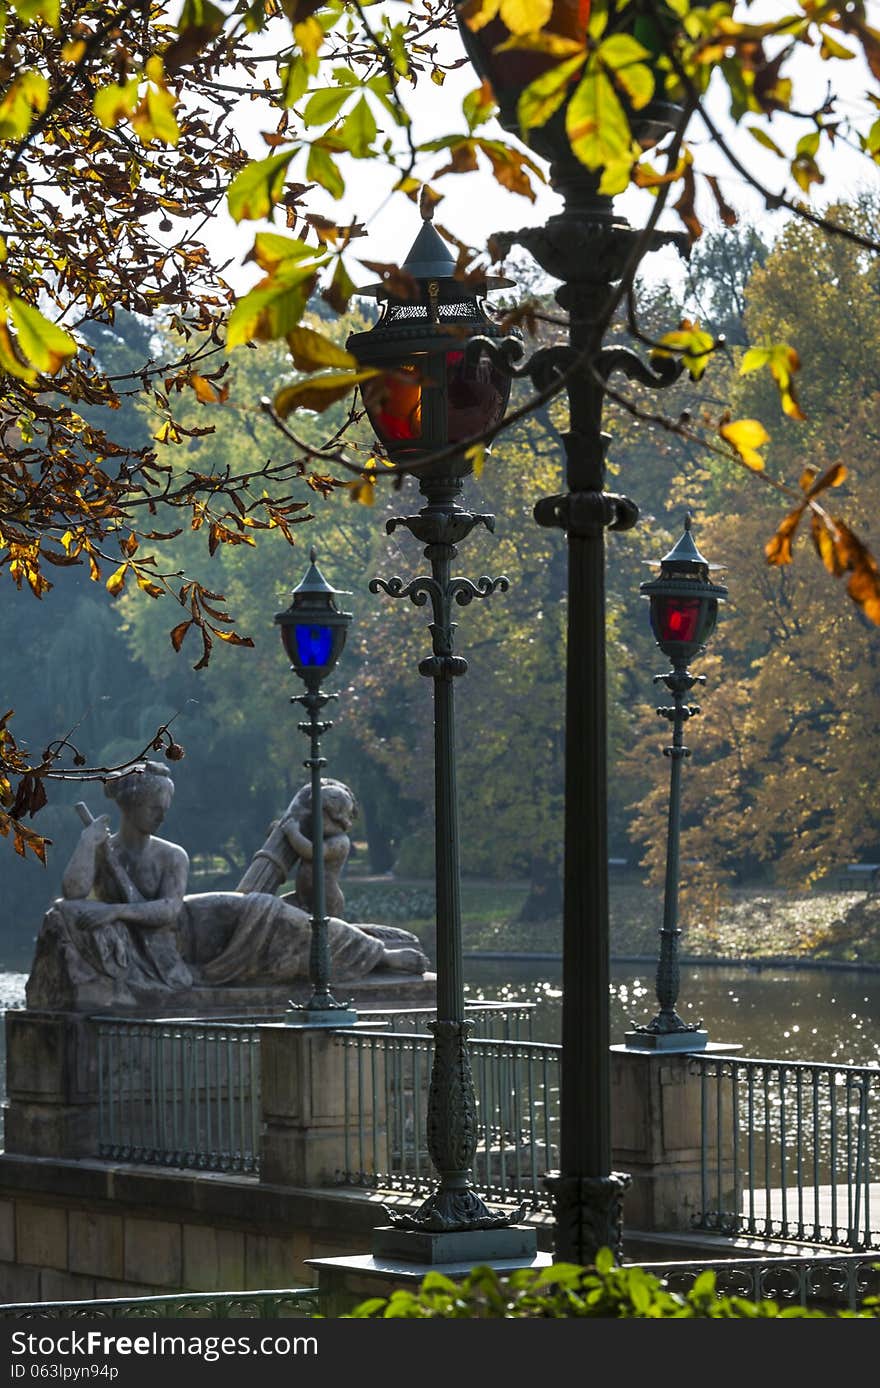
[625,515,728,1051]
[275,547,357,1026]
[350,212,538,1264]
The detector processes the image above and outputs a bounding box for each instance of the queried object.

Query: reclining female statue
[25,760,428,1011]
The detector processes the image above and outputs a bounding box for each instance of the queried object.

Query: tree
[4,0,880,866]
[622,204,880,921]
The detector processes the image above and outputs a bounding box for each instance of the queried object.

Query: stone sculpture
[25,761,429,1012]
[237,777,356,918]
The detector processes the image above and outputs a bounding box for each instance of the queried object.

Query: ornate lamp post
[626,516,728,1050]
[451,1,694,1263]
[275,547,357,1026]
[348,213,534,1257]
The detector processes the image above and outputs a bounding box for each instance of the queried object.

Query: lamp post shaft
[371,482,524,1232]
[301,692,332,1007]
[656,685,688,1019]
[433,640,464,1026]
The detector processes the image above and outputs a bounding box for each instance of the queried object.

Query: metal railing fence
[0,1254,877,1316]
[0,1288,320,1319]
[96,1018,263,1172]
[93,1002,537,1176]
[336,1027,560,1209]
[691,1052,880,1249]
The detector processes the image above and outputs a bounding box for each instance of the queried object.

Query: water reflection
[464,960,880,1067]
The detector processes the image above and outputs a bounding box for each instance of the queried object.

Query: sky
[192,9,880,307]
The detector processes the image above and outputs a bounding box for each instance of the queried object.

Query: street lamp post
[452,2,693,1263]
[275,547,357,1026]
[349,214,534,1256]
[626,515,728,1051]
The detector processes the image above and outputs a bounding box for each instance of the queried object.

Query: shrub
[345,1248,880,1318]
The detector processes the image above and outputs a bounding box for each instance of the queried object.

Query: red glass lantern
[347,213,516,471]
[640,516,727,664]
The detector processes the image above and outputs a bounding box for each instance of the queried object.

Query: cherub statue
[25,761,429,1012]
[237,778,356,917]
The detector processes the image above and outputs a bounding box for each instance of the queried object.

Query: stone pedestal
[307,1248,553,1317]
[259,1024,386,1188]
[3,1011,99,1158]
[610,1041,741,1232]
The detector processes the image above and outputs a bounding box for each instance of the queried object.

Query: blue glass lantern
[275,548,352,687]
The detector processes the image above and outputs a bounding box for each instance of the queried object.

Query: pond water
[464,958,880,1067]
[0,958,877,1081]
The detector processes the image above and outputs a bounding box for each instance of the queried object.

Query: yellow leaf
[0,70,49,140]
[720,418,769,472]
[93,79,140,130]
[459,0,500,34]
[135,573,164,598]
[293,16,323,58]
[348,475,376,505]
[61,39,86,62]
[465,443,485,478]
[0,322,37,383]
[286,326,357,371]
[105,563,128,596]
[517,53,586,134]
[274,368,380,416]
[7,298,76,374]
[566,65,635,172]
[499,0,552,37]
[132,84,180,147]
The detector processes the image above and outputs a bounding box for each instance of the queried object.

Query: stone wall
[0,1154,438,1305]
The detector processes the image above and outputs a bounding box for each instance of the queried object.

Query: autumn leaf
[286,326,357,372]
[720,417,769,471]
[741,342,805,421]
[274,368,380,416]
[765,506,802,566]
[4,297,76,375]
[652,320,716,380]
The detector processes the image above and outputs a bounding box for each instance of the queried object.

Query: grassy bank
[343,874,875,965]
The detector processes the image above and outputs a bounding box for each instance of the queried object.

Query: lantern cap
[644,514,725,577]
[287,547,351,606]
[358,205,515,299]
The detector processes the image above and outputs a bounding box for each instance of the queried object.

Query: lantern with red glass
[346,212,517,472]
[452,0,706,176]
[640,515,727,666]
[275,547,352,692]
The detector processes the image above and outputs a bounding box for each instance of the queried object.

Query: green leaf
[303,85,351,126]
[11,0,60,25]
[278,57,310,107]
[251,231,319,274]
[747,125,784,157]
[338,96,377,157]
[227,150,296,222]
[226,267,320,349]
[306,142,345,198]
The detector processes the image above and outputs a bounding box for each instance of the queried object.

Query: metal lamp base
[372,1224,537,1266]
[285,1005,358,1027]
[623,1027,708,1051]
